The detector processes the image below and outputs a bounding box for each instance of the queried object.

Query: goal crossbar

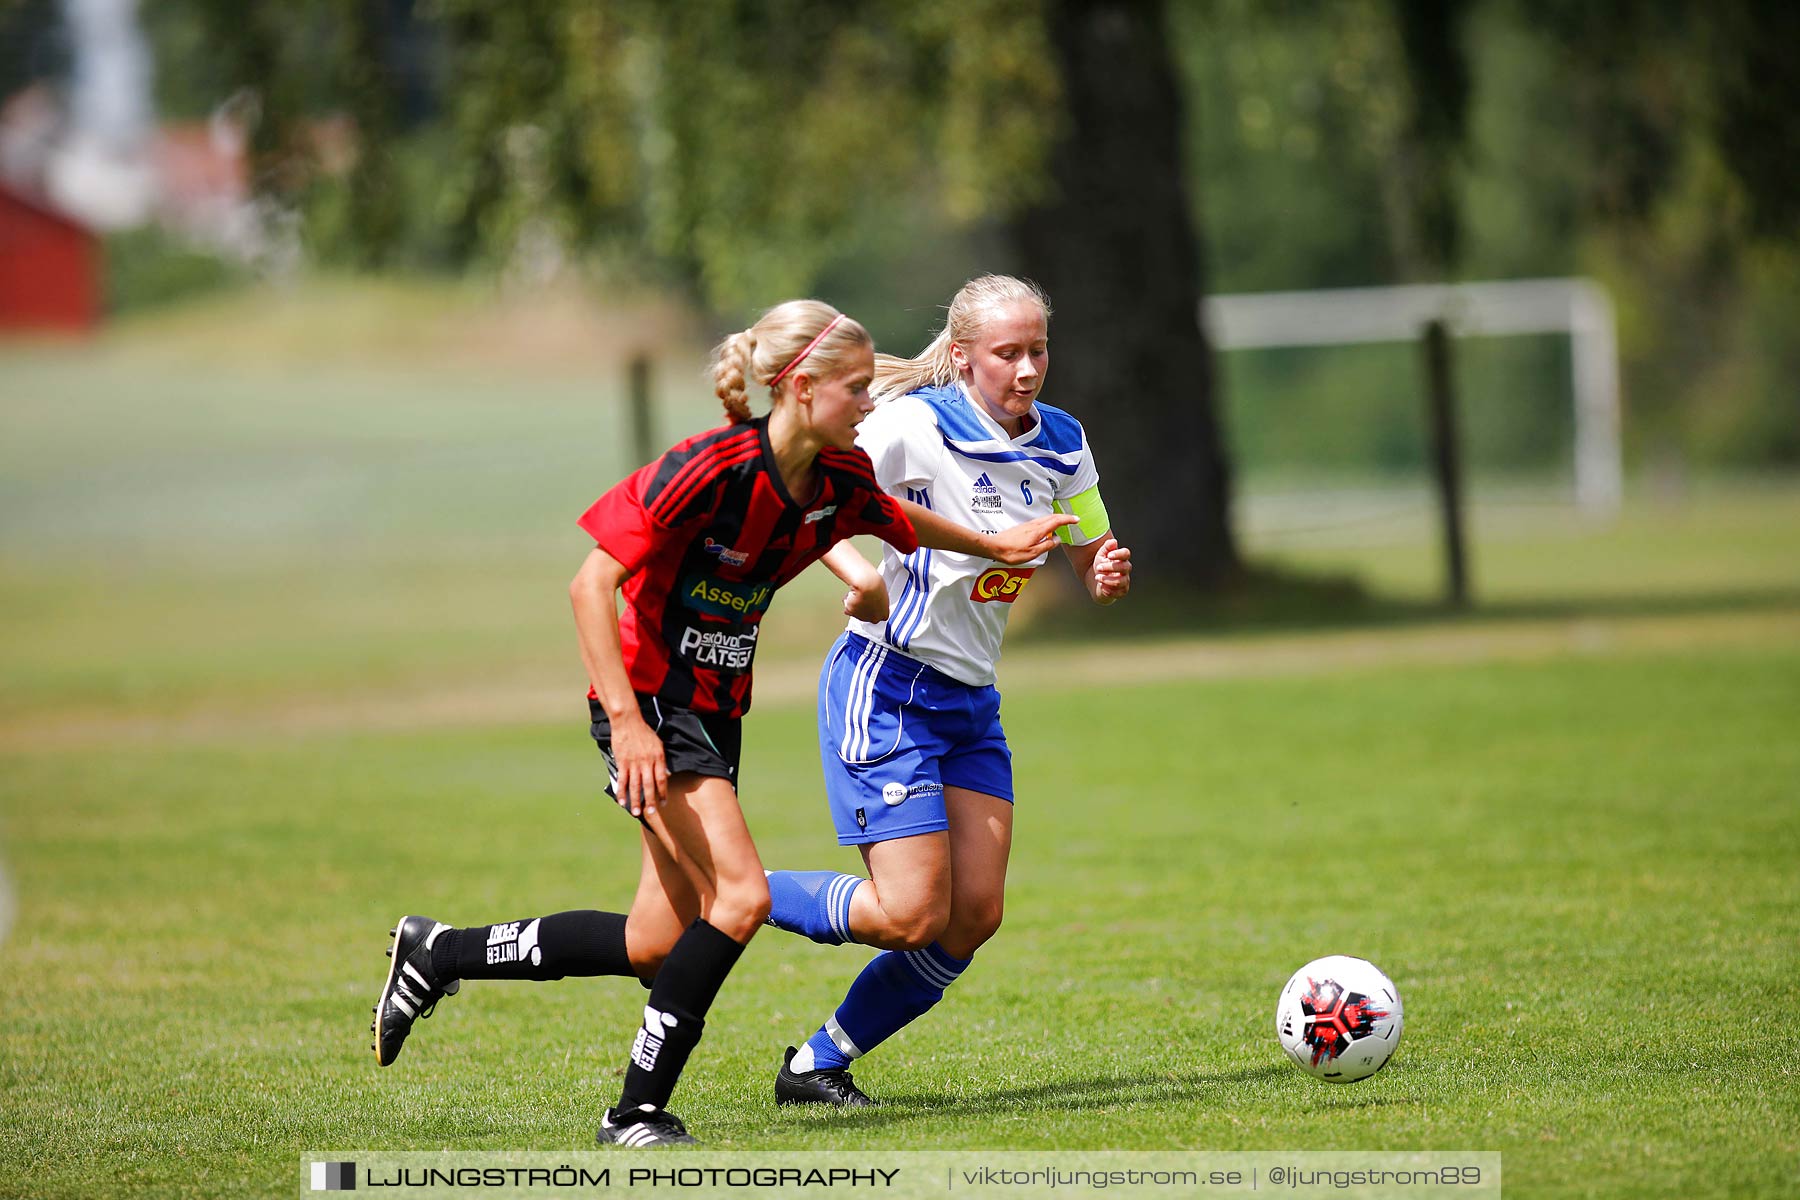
[1202,278,1622,516]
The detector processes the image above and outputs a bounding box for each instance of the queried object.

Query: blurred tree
[161,0,1242,583]
[1183,0,1798,475]
[1706,1,1800,238]
[330,0,402,267]
[0,0,69,101]
[179,2,324,200]
[1177,0,1397,293]
[130,0,1800,505]
[417,1,1068,302]
[1015,0,1236,583]
[1388,0,1473,277]
[1509,0,1800,466]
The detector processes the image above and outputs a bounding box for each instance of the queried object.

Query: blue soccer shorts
[817,631,1013,846]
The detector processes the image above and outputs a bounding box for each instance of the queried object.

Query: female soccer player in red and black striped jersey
[369,300,1078,1147]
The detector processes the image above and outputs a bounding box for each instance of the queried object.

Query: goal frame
[1202,278,1622,517]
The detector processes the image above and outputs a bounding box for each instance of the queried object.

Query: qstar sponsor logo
[970,565,1034,603]
[971,472,1002,512]
[484,918,541,968]
[682,574,773,618]
[702,537,749,566]
[678,624,758,670]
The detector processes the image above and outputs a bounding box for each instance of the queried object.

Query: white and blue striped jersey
[847,382,1104,687]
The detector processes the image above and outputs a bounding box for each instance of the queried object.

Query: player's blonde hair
[711,300,873,425]
[871,274,1052,405]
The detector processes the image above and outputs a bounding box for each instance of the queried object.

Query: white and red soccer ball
[1275,955,1404,1083]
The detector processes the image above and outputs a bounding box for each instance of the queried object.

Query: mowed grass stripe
[1,642,1796,1197]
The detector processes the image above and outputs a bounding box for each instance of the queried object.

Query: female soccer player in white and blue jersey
[763,275,1132,1105]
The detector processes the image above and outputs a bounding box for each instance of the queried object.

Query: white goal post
[1202,278,1622,517]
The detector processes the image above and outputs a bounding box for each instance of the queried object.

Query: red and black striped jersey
[578,416,918,718]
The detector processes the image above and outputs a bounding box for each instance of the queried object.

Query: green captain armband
[1052,485,1110,545]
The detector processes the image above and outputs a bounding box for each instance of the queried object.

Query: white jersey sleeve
[847,383,1103,687]
[854,396,941,494]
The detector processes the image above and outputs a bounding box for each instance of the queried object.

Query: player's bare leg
[937,787,1012,959]
[625,831,701,982]
[777,789,1011,1105]
[600,774,767,1146]
[843,831,951,949]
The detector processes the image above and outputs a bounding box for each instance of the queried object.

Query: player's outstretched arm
[570,547,668,816]
[821,540,889,622]
[897,499,1078,565]
[1063,533,1132,605]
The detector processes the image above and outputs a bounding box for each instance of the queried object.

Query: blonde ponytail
[710,300,871,424]
[871,275,1053,405]
[870,330,958,405]
[711,330,757,424]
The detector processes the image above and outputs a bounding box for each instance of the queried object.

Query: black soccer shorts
[588,693,741,812]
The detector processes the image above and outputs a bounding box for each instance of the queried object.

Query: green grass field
[3,287,1798,1197]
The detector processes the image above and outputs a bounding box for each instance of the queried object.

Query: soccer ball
[1275,955,1404,1083]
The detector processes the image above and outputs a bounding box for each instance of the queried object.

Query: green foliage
[153,0,1059,313]
[1183,0,1800,472]
[1697,246,1800,465]
[1467,0,1800,467]
[1576,124,1800,468]
[615,0,1058,314]
[101,226,250,315]
[130,0,1800,466]
[1176,0,1400,292]
[0,0,67,102]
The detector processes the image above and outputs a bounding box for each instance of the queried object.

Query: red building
[0,180,99,332]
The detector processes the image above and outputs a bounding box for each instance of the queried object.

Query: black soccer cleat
[597,1105,699,1147]
[775,1044,876,1107]
[371,915,460,1066]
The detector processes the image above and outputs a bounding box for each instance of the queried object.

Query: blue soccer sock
[765,870,863,946]
[792,942,972,1073]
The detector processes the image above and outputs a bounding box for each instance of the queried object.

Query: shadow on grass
[777,1065,1292,1129]
[1013,564,1800,645]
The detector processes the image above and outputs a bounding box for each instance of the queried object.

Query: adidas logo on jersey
[971,472,1002,512]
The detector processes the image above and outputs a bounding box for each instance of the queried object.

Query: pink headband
[769,314,847,387]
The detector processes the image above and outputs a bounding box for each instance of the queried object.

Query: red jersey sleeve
[847,488,918,553]
[820,447,918,554]
[577,461,663,572]
[581,426,762,567]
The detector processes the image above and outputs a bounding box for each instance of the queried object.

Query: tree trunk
[1013,0,1238,587]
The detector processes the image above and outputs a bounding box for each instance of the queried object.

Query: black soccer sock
[616,918,746,1114]
[431,910,631,982]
